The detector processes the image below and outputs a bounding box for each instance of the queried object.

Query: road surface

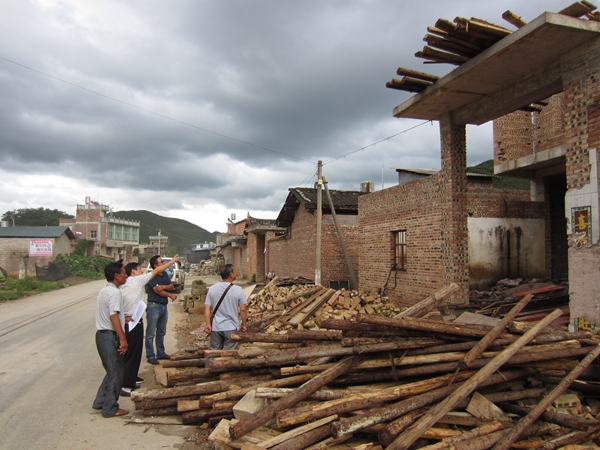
[0,279,192,449]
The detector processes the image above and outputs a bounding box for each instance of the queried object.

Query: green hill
[467,159,530,190]
[114,210,218,254]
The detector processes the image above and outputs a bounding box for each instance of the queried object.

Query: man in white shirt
[92,260,129,418]
[119,255,179,396]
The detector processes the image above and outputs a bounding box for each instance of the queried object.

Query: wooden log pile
[131,285,600,449]
[244,282,404,333]
[386,1,600,97]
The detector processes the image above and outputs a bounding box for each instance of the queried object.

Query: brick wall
[267,206,360,286]
[359,175,444,307]
[359,175,548,307]
[0,235,72,277]
[494,112,533,164]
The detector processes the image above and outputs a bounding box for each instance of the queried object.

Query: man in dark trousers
[92,260,129,418]
[145,255,177,365]
[204,264,247,350]
[120,256,179,395]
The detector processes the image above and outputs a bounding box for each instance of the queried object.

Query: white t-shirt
[120,272,152,316]
[205,282,247,332]
[95,282,124,331]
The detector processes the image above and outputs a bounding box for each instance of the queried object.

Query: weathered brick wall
[359,176,549,307]
[494,112,533,164]
[565,78,593,190]
[359,175,444,307]
[0,235,71,276]
[267,207,360,285]
[494,93,566,165]
[467,181,532,217]
[535,94,566,152]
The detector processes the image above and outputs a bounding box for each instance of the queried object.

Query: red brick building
[359,169,546,306]
[267,187,365,288]
[387,7,600,326]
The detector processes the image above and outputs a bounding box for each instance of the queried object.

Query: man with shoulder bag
[204,264,247,353]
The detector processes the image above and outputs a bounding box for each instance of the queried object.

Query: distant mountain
[467,159,530,190]
[114,210,218,253]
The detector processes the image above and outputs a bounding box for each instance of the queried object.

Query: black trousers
[123,320,144,390]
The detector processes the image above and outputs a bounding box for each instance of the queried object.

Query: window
[90,230,97,239]
[124,227,131,241]
[108,225,114,239]
[116,226,122,240]
[132,228,138,241]
[394,230,407,270]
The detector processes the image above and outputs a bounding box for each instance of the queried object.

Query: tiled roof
[245,216,284,234]
[0,226,77,239]
[276,187,365,227]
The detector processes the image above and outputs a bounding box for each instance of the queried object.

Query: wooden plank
[387,309,562,450]
[396,67,440,82]
[466,392,511,422]
[559,1,597,17]
[502,11,527,29]
[491,344,600,450]
[229,355,363,440]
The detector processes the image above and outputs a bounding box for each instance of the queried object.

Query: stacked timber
[387,2,600,95]
[245,283,403,332]
[131,288,600,449]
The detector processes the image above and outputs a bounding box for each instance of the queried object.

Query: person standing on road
[145,255,178,365]
[120,255,179,396]
[92,260,129,418]
[204,264,247,352]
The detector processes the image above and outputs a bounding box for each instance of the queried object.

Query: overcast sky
[0,0,572,234]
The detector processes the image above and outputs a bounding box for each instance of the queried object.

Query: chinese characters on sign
[571,206,591,248]
[29,239,53,257]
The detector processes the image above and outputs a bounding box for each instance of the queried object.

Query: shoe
[114,408,129,417]
[147,358,160,365]
[136,376,145,383]
[120,388,131,397]
[157,354,171,360]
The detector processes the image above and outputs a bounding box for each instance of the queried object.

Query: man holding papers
[120,255,179,396]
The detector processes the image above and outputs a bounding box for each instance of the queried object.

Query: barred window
[394,230,407,270]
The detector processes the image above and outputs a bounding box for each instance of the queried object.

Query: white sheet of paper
[128,300,147,332]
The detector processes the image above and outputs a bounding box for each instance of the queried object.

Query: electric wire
[0,55,314,163]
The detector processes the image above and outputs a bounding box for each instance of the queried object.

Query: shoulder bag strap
[211,283,234,318]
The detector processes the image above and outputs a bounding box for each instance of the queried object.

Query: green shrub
[0,277,67,300]
[55,254,111,279]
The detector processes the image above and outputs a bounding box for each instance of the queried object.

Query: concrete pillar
[439,115,469,304]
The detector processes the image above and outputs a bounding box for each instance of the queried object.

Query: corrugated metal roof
[0,226,77,239]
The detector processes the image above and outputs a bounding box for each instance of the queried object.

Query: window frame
[394,230,407,270]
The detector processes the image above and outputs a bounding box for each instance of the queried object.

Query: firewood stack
[131,285,600,449]
[386,2,600,96]
[245,282,403,333]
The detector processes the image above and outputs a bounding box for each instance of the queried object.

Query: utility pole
[315,161,322,286]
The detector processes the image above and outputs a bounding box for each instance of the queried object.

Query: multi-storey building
[59,197,140,260]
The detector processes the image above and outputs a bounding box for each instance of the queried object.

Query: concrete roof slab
[393,12,600,124]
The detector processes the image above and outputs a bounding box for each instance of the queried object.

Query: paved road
[0,280,190,449]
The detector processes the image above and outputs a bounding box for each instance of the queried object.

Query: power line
[0,55,315,163]
[322,120,431,165]
[1,55,433,171]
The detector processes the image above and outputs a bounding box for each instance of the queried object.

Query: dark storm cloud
[0,0,572,231]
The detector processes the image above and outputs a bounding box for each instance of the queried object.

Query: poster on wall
[29,239,53,257]
[572,206,592,248]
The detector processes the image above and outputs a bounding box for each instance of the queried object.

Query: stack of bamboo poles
[131,287,600,449]
[386,1,600,94]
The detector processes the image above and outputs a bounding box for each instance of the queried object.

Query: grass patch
[0,276,67,301]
